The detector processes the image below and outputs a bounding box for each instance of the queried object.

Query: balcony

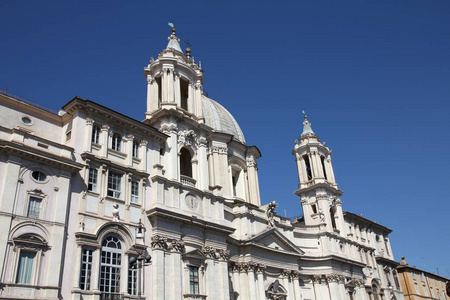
[180,175,196,187]
[183,294,207,300]
[100,293,123,300]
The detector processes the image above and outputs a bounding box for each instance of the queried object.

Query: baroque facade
[0,28,404,300]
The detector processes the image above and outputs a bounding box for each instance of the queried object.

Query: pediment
[182,248,207,261]
[245,228,304,255]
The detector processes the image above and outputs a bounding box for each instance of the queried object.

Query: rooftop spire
[300,110,316,138]
[166,22,183,53]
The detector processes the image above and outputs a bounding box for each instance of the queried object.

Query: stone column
[197,136,209,190]
[256,265,266,300]
[139,140,148,171]
[194,83,203,119]
[327,274,342,300]
[92,248,101,292]
[100,125,110,157]
[292,271,302,300]
[247,264,257,299]
[246,155,261,206]
[126,134,134,166]
[152,249,166,299]
[85,118,94,152]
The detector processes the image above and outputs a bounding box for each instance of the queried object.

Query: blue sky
[1,1,449,277]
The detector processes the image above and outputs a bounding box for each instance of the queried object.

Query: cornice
[146,206,235,235]
[62,97,168,142]
[0,141,83,173]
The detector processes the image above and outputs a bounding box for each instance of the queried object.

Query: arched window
[330,206,337,230]
[180,78,189,111]
[100,236,122,297]
[303,155,313,180]
[320,156,328,180]
[111,133,122,151]
[180,148,192,178]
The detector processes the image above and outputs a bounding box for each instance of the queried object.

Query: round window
[21,116,32,125]
[31,171,47,182]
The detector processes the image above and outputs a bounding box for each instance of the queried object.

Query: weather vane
[168,20,175,29]
[185,40,192,48]
[302,109,308,120]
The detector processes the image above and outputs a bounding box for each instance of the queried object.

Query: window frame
[27,196,42,219]
[15,250,36,284]
[79,247,94,290]
[189,265,200,295]
[132,140,140,158]
[88,167,98,193]
[127,255,138,295]
[111,133,122,152]
[107,171,122,199]
[92,125,100,144]
[99,236,122,296]
[131,180,139,204]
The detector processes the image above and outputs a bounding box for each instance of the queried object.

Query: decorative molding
[85,118,94,126]
[178,129,198,149]
[210,146,227,154]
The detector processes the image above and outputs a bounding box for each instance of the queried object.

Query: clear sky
[1,0,449,277]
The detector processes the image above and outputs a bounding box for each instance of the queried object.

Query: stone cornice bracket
[85,118,94,125]
[202,246,218,259]
[150,234,167,249]
[101,124,110,131]
[147,74,154,84]
[160,123,178,135]
[167,238,185,252]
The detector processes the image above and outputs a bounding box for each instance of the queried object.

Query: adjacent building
[397,257,448,300]
[0,27,405,300]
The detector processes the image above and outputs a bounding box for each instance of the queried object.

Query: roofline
[343,211,392,233]
[0,90,61,122]
[62,96,169,140]
[397,264,450,281]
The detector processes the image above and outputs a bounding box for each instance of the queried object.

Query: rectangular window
[108,172,122,198]
[414,283,419,294]
[420,272,425,281]
[131,180,139,204]
[189,266,199,294]
[412,271,416,280]
[132,140,139,158]
[88,168,98,192]
[92,125,100,144]
[424,285,429,296]
[80,248,93,290]
[431,287,435,298]
[16,251,35,284]
[128,256,137,295]
[27,197,41,219]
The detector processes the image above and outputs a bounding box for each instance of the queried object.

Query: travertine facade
[0,28,404,300]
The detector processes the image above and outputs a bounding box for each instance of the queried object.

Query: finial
[168,21,175,33]
[302,109,308,120]
[185,40,192,57]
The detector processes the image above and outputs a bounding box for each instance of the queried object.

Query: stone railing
[180,175,196,187]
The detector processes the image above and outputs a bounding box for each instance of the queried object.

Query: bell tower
[144,27,204,121]
[293,112,345,234]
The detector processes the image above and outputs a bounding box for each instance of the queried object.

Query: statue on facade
[267,201,278,227]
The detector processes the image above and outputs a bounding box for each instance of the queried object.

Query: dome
[201,95,245,144]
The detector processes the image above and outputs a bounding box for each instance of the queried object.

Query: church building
[0,27,404,300]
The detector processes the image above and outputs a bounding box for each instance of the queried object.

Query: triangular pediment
[182,249,207,261]
[242,228,304,255]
